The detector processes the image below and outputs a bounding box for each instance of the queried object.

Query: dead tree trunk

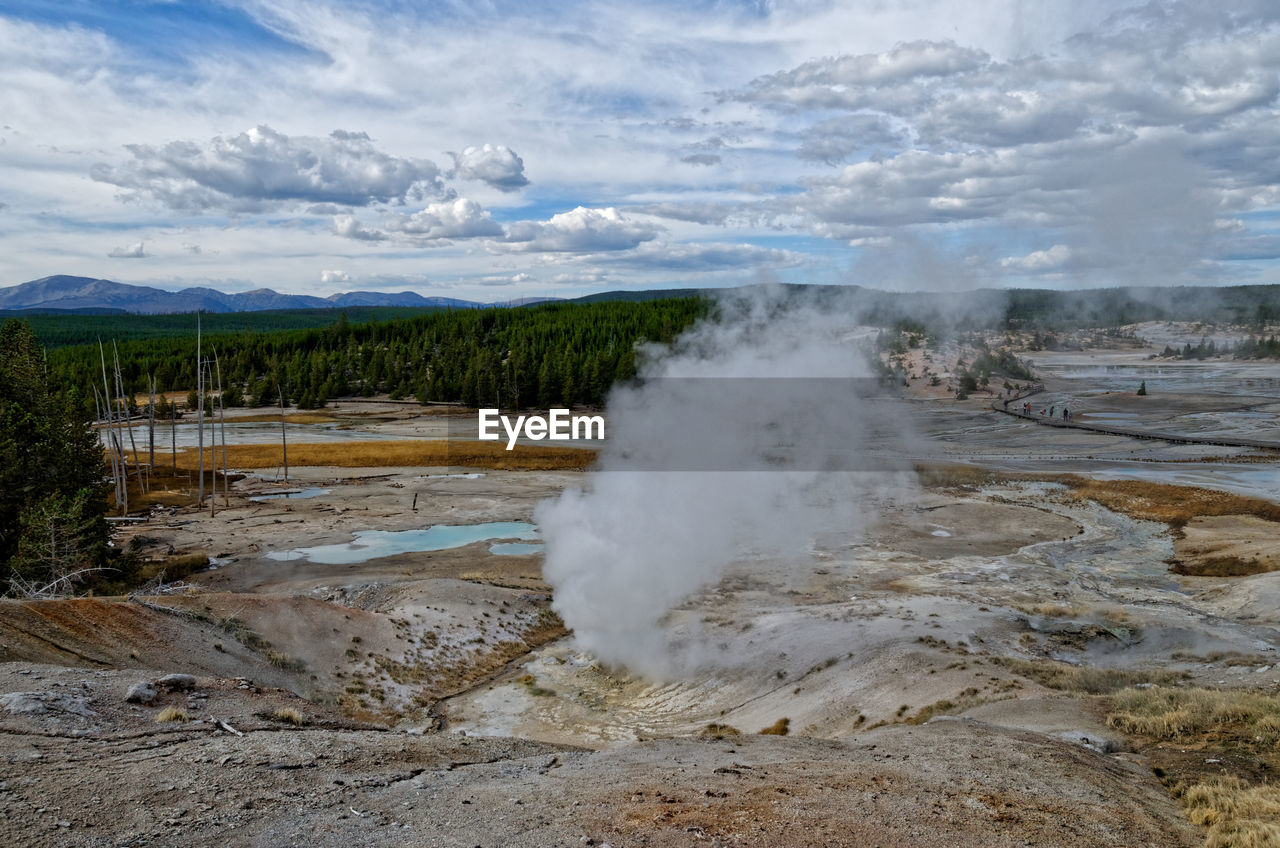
[197,313,204,507]
[278,384,289,483]
[171,402,177,477]
[114,342,144,494]
[98,342,125,512]
[214,351,229,508]
[148,376,156,481]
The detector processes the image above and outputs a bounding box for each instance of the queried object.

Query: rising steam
[535,287,919,678]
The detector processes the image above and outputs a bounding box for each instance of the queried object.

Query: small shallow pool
[267,521,539,564]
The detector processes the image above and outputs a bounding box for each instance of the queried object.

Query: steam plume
[535,287,918,678]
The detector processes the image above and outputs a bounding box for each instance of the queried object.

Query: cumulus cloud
[707,6,1280,285]
[332,214,387,241]
[386,197,504,241]
[91,125,444,212]
[320,269,350,284]
[999,244,1072,271]
[503,207,661,252]
[681,153,721,166]
[449,144,529,192]
[181,242,202,254]
[107,242,147,258]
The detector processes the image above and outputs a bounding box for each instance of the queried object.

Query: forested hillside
[1,305,451,348]
[46,298,708,413]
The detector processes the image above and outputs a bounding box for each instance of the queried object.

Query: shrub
[759,717,790,736]
[271,707,306,726]
[155,707,188,723]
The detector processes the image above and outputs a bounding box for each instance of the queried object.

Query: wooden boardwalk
[992,397,1280,451]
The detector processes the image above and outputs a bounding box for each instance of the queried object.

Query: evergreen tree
[0,320,109,593]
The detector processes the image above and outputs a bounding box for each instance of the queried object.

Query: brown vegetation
[994,657,1187,694]
[758,717,790,736]
[1172,557,1280,578]
[1107,686,1280,848]
[220,412,338,424]
[270,707,306,725]
[141,440,597,472]
[699,722,741,740]
[1058,477,1280,529]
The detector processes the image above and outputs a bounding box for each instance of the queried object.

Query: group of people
[1004,398,1071,420]
[1033,404,1071,420]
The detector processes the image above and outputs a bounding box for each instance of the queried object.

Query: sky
[2,0,1279,301]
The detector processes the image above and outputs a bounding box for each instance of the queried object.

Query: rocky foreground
[0,664,1199,848]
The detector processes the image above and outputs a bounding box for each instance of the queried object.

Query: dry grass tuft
[225,412,337,425]
[700,722,742,740]
[263,650,306,672]
[914,463,1001,489]
[1107,686,1280,846]
[994,658,1187,695]
[904,691,989,725]
[153,439,596,472]
[758,717,790,736]
[1181,778,1280,848]
[1058,476,1280,529]
[1024,602,1086,618]
[1107,686,1280,743]
[270,707,306,726]
[155,706,188,723]
[1172,556,1280,578]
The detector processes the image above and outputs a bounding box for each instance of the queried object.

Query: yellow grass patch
[155,707,188,723]
[1183,779,1280,848]
[1058,476,1280,529]
[1107,686,1280,743]
[133,439,596,472]
[270,707,306,725]
[221,412,338,424]
[994,657,1187,694]
[758,717,790,736]
[1107,687,1280,848]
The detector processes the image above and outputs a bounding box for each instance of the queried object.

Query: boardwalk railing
[992,400,1280,451]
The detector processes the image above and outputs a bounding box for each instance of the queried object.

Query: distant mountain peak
[0,275,487,314]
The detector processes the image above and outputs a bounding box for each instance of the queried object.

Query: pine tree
[0,320,109,592]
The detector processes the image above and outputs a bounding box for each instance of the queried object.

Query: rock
[157,674,196,692]
[1,691,95,717]
[0,692,51,714]
[125,682,158,704]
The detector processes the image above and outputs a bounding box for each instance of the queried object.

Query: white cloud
[449,144,529,192]
[320,269,350,283]
[612,241,803,271]
[503,207,661,252]
[91,125,444,212]
[4,3,1280,294]
[386,198,504,241]
[107,241,148,258]
[332,214,387,241]
[999,244,1072,271]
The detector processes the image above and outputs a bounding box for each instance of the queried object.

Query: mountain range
[0,275,524,314]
